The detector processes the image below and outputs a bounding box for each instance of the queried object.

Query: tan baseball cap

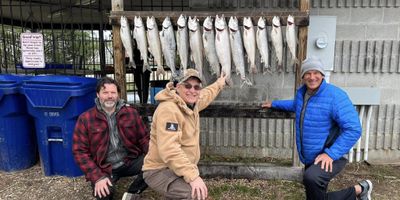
[178,69,202,83]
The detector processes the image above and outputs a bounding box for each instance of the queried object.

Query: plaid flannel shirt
[72,104,149,184]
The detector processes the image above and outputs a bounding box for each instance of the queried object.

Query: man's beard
[102,100,117,109]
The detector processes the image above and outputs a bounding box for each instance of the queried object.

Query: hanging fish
[120,16,136,68]
[133,16,150,72]
[271,16,283,72]
[146,16,165,76]
[160,17,179,79]
[188,16,204,80]
[243,17,257,74]
[228,16,252,87]
[286,15,298,66]
[215,14,232,86]
[176,14,190,74]
[202,16,220,76]
[256,17,271,74]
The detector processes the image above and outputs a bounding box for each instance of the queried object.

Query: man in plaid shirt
[73,77,149,200]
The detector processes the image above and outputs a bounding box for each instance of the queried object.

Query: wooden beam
[292,0,310,168]
[133,104,295,119]
[111,0,127,100]
[109,11,309,27]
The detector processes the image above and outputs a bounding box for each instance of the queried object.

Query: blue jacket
[272,79,361,165]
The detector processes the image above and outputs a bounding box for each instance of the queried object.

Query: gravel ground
[1,162,399,200]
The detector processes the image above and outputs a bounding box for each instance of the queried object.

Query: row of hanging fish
[119,14,298,86]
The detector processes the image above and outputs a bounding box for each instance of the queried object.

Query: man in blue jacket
[262,56,373,200]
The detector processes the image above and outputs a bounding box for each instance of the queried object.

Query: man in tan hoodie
[142,69,226,200]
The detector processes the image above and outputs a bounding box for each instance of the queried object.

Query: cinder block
[336,24,366,40]
[366,25,398,39]
[317,8,351,24]
[380,88,400,105]
[383,8,400,23]
[345,73,379,87]
[350,8,383,24]
[378,74,400,88]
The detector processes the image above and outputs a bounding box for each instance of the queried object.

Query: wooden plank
[132,103,295,119]
[112,0,127,100]
[109,10,309,27]
[292,0,309,168]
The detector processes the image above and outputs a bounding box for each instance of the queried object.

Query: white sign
[20,32,45,68]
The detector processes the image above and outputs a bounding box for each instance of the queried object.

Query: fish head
[188,16,199,32]
[120,16,128,28]
[146,16,156,30]
[177,14,187,29]
[243,17,253,30]
[257,17,266,29]
[228,16,239,32]
[203,16,213,32]
[134,16,143,28]
[162,16,172,29]
[287,15,294,26]
[272,16,281,28]
[215,15,226,31]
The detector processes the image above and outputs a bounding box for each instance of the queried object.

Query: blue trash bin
[21,75,97,177]
[150,80,168,104]
[0,74,37,172]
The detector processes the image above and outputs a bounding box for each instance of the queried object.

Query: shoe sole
[366,179,373,200]
[122,192,129,200]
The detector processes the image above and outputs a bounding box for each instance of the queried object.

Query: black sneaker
[358,179,373,200]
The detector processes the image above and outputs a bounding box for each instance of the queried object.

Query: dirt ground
[0,162,399,200]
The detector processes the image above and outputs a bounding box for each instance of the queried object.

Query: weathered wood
[109,11,309,27]
[112,0,127,100]
[292,0,310,168]
[295,2,309,88]
[133,104,295,119]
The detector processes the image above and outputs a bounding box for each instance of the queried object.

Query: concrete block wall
[189,0,400,163]
[312,0,400,163]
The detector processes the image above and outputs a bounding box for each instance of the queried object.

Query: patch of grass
[209,183,262,199]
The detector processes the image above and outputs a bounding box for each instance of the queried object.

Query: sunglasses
[181,82,202,91]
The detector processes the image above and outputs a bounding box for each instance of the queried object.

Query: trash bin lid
[22,75,97,90]
[21,75,97,109]
[0,75,31,101]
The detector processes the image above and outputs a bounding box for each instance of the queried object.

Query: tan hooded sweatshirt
[142,81,224,183]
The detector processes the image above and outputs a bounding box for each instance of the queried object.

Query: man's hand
[314,153,333,173]
[261,101,272,108]
[94,177,113,198]
[216,72,227,87]
[189,176,208,200]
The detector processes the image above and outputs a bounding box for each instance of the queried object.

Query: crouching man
[73,77,149,200]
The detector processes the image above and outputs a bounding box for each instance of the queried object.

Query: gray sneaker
[359,179,373,200]
[122,192,141,200]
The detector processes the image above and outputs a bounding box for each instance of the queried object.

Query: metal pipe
[364,105,373,161]
[349,106,357,163]
[356,105,365,162]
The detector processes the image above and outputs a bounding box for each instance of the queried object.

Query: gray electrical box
[307,16,337,71]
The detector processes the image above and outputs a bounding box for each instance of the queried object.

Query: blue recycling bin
[150,80,168,104]
[21,75,97,177]
[0,74,37,172]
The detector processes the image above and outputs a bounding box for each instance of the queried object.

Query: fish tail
[263,65,273,75]
[240,78,253,88]
[156,65,166,76]
[250,64,258,74]
[129,61,136,69]
[143,62,151,73]
[294,58,300,65]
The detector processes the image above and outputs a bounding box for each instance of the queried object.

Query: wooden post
[112,0,127,100]
[292,0,310,167]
